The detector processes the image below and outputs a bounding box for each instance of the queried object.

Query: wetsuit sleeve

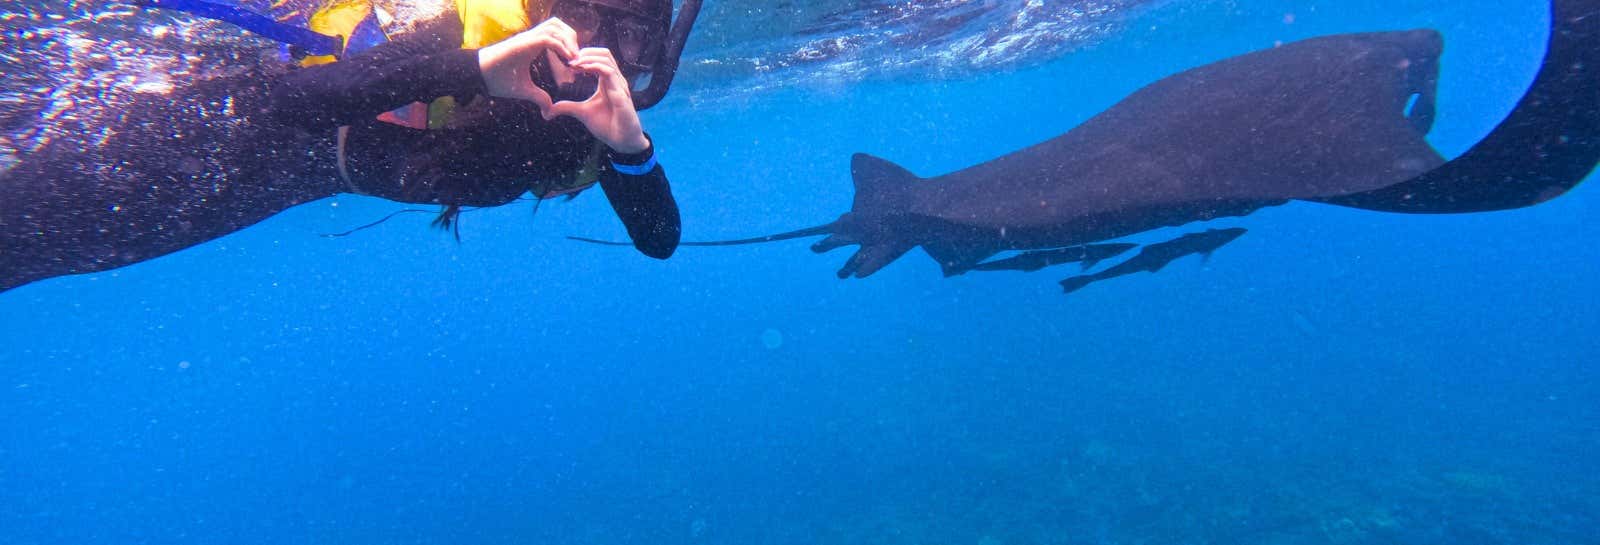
[599,136,681,259]
[268,19,486,130]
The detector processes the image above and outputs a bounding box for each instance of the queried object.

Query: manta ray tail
[569,153,925,279]
[567,224,834,247]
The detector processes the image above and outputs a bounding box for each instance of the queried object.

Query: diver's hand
[477,17,581,111]
[543,48,650,154]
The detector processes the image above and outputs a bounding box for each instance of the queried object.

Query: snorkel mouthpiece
[530,51,601,102]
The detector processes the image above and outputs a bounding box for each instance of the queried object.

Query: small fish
[1058,228,1246,295]
[966,243,1137,274]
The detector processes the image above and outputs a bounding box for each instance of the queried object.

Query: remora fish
[1057,228,1246,295]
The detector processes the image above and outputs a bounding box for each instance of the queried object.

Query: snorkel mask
[531,0,701,108]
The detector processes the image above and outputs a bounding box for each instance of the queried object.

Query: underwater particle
[1081,440,1116,466]
[177,360,190,370]
[177,156,204,174]
[1291,312,1318,336]
[759,328,784,349]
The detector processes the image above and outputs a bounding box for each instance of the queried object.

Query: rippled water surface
[1,0,1164,170]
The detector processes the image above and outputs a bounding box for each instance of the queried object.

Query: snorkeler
[0,0,701,293]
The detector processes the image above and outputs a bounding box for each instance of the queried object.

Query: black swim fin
[1313,0,1599,213]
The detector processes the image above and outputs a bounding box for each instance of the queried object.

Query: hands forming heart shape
[478,17,649,154]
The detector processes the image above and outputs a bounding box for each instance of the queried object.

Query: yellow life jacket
[300,0,547,128]
[298,0,381,66]
[457,0,543,49]
[298,0,553,60]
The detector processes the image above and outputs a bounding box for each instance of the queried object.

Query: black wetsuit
[0,16,679,293]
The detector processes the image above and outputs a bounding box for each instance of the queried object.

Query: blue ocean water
[3,0,1597,544]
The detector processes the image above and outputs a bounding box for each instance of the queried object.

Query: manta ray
[575,0,1599,294]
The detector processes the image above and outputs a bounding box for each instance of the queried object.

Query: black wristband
[608,133,655,166]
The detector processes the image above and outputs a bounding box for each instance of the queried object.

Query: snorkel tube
[631,0,702,110]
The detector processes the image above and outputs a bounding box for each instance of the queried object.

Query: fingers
[542,47,645,151]
[530,17,581,61]
[526,85,556,115]
[569,57,624,82]
[567,48,633,104]
[571,61,631,106]
[525,34,572,62]
[569,47,622,70]
[542,99,591,121]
